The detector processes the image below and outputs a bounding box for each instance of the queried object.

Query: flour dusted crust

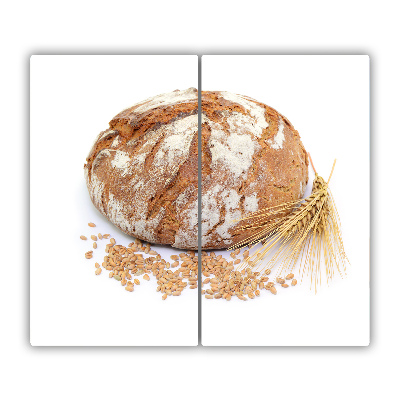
[84,88,199,249]
[84,88,308,250]
[201,91,308,249]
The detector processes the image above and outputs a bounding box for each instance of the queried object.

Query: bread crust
[84,88,308,250]
[84,88,199,249]
[200,91,308,249]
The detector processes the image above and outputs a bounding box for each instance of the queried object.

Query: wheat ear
[229,154,349,291]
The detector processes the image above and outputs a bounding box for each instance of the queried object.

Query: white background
[202,55,369,346]
[30,56,198,346]
[1,1,399,399]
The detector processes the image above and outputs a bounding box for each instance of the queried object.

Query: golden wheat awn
[229,154,349,292]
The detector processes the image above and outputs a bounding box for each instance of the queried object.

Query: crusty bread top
[84,88,308,250]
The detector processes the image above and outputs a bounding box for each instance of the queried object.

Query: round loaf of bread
[84,88,308,250]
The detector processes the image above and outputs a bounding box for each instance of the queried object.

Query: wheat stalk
[229,154,349,292]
